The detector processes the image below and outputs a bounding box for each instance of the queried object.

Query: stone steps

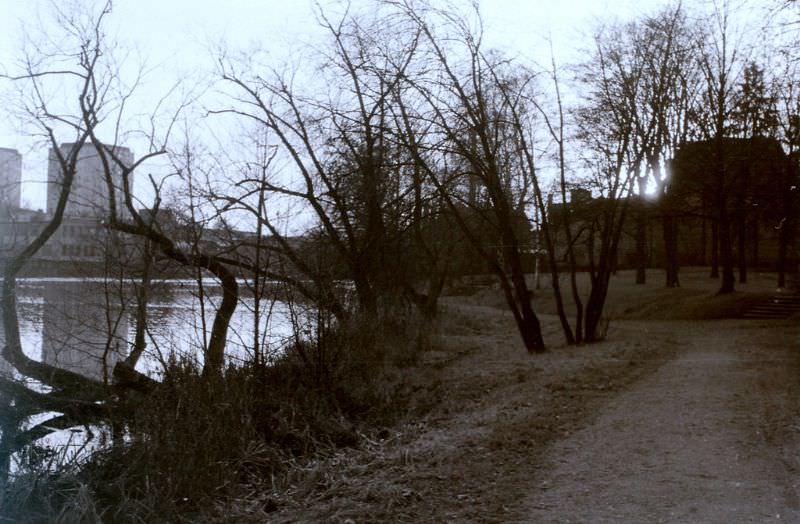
[741,293,800,319]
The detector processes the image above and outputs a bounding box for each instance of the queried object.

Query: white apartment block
[47,142,134,218]
[0,147,22,210]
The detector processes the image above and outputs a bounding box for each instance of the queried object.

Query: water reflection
[0,285,44,377]
[1,278,298,380]
[1,278,301,478]
[41,282,128,382]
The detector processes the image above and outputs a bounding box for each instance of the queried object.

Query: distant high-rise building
[0,147,22,210]
[47,142,134,217]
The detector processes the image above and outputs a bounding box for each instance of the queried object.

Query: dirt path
[525,321,800,523]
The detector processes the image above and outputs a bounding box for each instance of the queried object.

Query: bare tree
[572,24,646,341]
[636,6,699,288]
[499,51,578,345]
[689,1,751,294]
[0,1,127,478]
[582,8,698,289]
[383,1,547,352]
[0,0,233,475]
[215,7,456,324]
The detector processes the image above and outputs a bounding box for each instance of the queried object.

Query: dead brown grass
[465,267,779,321]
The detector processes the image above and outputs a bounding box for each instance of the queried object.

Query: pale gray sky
[0,0,772,210]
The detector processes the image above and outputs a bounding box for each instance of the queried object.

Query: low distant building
[546,138,799,273]
[0,209,107,261]
[668,137,798,272]
[546,188,642,270]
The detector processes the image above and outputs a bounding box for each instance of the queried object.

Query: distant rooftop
[57,142,130,151]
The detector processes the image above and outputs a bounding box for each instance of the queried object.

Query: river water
[1,278,304,474]
[0,278,300,381]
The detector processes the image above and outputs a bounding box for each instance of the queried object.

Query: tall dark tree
[572,25,645,341]
[384,1,548,352]
[689,1,749,294]
[732,62,779,138]
[728,61,779,282]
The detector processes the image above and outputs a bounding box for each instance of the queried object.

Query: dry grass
[261,308,690,522]
[464,267,780,321]
[1,311,433,523]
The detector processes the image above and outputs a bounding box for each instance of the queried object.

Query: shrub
[1,308,432,521]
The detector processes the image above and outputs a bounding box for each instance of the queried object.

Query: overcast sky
[0,0,773,209]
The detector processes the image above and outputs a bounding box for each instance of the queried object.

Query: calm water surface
[1,278,303,471]
[1,278,299,381]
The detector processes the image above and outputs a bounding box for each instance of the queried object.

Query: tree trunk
[423,270,446,318]
[777,211,793,290]
[353,272,378,315]
[126,237,154,369]
[778,225,788,288]
[662,203,680,287]
[737,209,747,284]
[0,410,14,486]
[541,184,580,344]
[700,212,707,265]
[205,265,239,376]
[717,205,736,294]
[778,156,796,289]
[496,270,546,353]
[406,269,447,320]
[505,239,547,353]
[750,215,759,270]
[583,278,610,343]
[535,188,575,345]
[111,219,240,377]
[518,294,546,353]
[635,179,648,284]
[710,220,719,278]
[584,192,631,342]
[538,217,575,345]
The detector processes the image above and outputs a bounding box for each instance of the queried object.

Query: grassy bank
[0,312,432,522]
[463,267,780,320]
